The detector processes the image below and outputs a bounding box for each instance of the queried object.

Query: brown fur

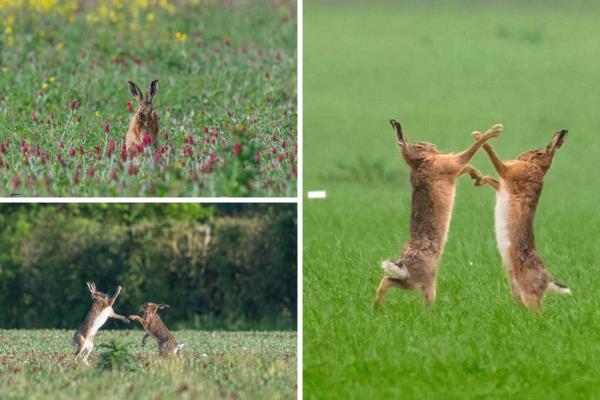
[72,282,129,364]
[129,303,181,357]
[126,80,160,153]
[375,121,503,306]
[473,129,569,310]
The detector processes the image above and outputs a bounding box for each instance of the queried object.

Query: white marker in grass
[308,191,326,199]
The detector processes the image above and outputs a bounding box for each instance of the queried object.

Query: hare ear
[547,129,568,151]
[148,80,158,101]
[86,282,96,293]
[128,81,143,103]
[157,304,170,310]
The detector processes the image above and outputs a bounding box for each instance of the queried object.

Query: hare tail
[380,260,409,280]
[548,281,571,295]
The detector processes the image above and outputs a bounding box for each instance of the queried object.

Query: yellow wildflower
[56,42,64,50]
[1,67,8,73]
[175,32,187,42]
[41,82,48,90]
[7,14,16,25]
[95,111,101,118]
[49,76,56,83]
[5,26,12,34]
[146,12,155,21]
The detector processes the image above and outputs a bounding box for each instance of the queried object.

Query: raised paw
[474,176,491,186]
[483,123,503,139]
[471,131,482,141]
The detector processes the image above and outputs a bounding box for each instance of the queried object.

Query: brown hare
[126,80,159,154]
[375,120,503,307]
[72,282,129,365]
[129,303,183,356]
[472,129,570,310]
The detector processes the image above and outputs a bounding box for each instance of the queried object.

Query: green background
[304,1,600,398]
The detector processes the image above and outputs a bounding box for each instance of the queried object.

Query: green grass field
[0,329,296,399]
[303,1,600,398]
[0,1,296,196]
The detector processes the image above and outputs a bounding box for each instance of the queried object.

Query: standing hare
[72,282,129,365]
[472,129,570,310]
[126,80,160,154]
[129,303,183,356]
[375,120,503,307]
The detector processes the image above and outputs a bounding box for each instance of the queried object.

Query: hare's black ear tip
[560,129,568,135]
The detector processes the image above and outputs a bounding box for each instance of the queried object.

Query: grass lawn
[303,1,600,398]
[0,329,297,399]
[0,0,296,197]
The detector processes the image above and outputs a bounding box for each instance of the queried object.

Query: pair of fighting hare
[72,282,183,365]
[375,121,569,311]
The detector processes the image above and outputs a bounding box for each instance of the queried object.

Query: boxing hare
[72,282,129,365]
[375,120,502,307]
[126,80,160,153]
[473,129,570,310]
[129,303,183,356]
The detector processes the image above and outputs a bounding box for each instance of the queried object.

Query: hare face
[86,282,111,307]
[139,302,170,316]
[400,141,438,168]
[136,101,154,124]
[516,130,567,172]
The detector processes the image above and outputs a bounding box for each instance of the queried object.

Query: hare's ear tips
[157,304,170,310]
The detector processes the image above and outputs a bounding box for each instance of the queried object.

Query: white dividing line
[307,191,326,199]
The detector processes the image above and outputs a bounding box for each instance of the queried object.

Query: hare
[472,129,570,310]
[126,80,160,154]
[129,303,183,356]
[374,120,503,307]
[72,282,129,365]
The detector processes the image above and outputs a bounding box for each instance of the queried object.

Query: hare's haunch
[375,121,502,307]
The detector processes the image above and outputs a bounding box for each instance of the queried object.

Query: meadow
[0,0,297,197]
[303,1,600,398]
[0,329,297,399]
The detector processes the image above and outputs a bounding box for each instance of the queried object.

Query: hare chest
[441,186,456,245]
[90,307,113,336]
[495,181,512,270]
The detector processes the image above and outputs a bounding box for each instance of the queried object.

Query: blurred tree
[0,204,296,330]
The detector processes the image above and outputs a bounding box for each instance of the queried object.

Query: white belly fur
[441,186,456,245]
[90,307,113,336]
[495,182,511,270]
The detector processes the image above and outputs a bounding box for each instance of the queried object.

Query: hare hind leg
[422,280,437,307]
[81,339,94,365]
[520,291,542,311]
[374,277,413,306]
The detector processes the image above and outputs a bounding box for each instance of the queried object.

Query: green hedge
[0,204,296,330]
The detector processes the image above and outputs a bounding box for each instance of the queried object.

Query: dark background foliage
[0,203,296,330]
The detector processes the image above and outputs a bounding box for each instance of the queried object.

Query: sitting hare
[375,120,502,307]
[129,303,183,356]
[126,80,160,153]
[72,282,129,365]
[473,129,570,310]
